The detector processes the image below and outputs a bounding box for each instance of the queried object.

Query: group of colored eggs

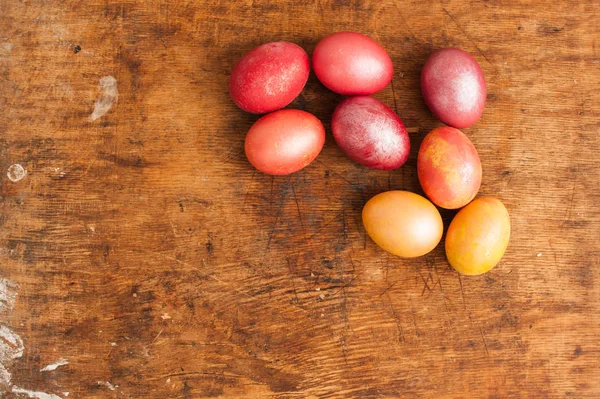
[229,32,510,276]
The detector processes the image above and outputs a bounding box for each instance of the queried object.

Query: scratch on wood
[241,169,257,210]
[330,267,367,298]
[341,209,349,242]
[146,329,164,350]
[418,267,432,296]
[314,159,363,190]
[347,252,357,274]
[478,325,490,356]
[262,209,280,262]
[285,258,305,310]
[261,176,291,265]
[442,8,494,66]
[305,212,343,241]
[392,2,419,43]
[390,79,400,117]
[385,293,405,343]
[132,250,254,298]
[458,274,467,310]
[378,278,400,297]
[291,182,307,240]
[0,14,41,41]
[411,312,420,338]
[149,371,254,382]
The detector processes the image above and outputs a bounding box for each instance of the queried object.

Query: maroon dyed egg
[331,96,410,170]
[312,32,393,95]
[229,42,310,114]
[421,48,486,128]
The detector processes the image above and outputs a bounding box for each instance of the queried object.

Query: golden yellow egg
[445,197,511,275]
[362,191,443,258]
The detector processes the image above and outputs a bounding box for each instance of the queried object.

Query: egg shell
[312,32,393,95]
[417,126,482,209]
[362,191,444,258]
[332,96,410,170]
[445,197,510,275]
[229,42,310,114]
[245,109,325,175]
[421,48,486,128]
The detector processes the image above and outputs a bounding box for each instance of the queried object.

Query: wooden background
[1,0,599,398]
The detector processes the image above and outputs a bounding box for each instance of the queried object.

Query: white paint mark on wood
[54,168,66,178]
[97,381,117,391]
[0,324,24,389]
[0,278,18,312]
[0,325,24,361]
[0,283,61,399]
[89,76,118,121]
[40,358,68,372]
[7,164,27,182]
[0,279,21,392]
[0,363,12,390]
[11,386,62,399]
[1,43,13,52]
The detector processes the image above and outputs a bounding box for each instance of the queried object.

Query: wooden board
[1,1,599,398]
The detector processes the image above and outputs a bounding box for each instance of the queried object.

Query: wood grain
[1,1,599,398]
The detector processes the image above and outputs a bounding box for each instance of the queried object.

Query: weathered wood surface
[1,1,599,398]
